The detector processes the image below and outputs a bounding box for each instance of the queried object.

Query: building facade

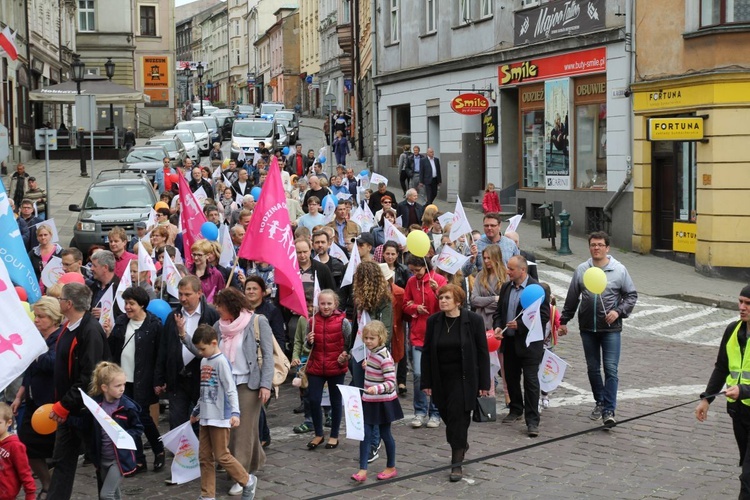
[200,4,229,104]
[228,0,247,106]
[266,8,299,107]
[299,0,320,113]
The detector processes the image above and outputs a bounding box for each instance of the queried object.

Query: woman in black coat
[104,286,165,473]
[422,283,490,483]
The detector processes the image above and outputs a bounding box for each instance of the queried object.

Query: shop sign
[176,61,207,71]
[145,89,169,107]
[483,106,498,145]
[515,0,606,46]
[648,117,704,141]
[450,93,490,115]
[143,56,170,87]
[498,47,606,86]
[634,81,750,112]
[673,222,697,253]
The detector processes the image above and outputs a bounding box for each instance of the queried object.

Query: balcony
[336,23,352,54]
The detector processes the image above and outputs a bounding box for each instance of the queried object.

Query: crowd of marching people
[0,139,638,500]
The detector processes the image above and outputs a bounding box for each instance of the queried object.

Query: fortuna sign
[450,93,490,115]
[647,117,704,141]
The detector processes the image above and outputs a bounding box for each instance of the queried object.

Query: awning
[29,75,150,103]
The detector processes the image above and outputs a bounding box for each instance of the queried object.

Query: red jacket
[482,191,501,214]
[403,271,447,348]
[307,310,348,377]
[391,283,405,363]
[0,434,35,500]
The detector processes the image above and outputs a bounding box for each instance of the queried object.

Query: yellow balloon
[583,267,607,295]
[21,301,34,321]
[222,158,230,167]
[406,230,431,258]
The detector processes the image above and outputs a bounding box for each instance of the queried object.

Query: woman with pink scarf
[211,288,274,497]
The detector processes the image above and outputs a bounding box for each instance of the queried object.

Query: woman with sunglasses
[189,239,225,303]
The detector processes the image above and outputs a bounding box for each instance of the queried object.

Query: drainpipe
[371,0,378,171]
[603,0,634,228]
[353,0,364,160]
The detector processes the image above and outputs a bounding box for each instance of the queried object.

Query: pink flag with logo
[178,171,207,269]
[238,157,308,318]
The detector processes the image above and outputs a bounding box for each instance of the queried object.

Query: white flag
[538,349,569,393]
[505,214,523,234]
[337,384,365,441]
[340,241,361,287]
[33,201,38,218]
[322,196,336,217]
[359,203,376,232]
[32,218,59,243]
[313,273,321,309]
[370,172,388,186]
[138,241,157,285]
[162,251,182,299]
[237,148,246,162]
[521,296,545,347]
[384,218,407,247]
[79,388,137,450]
[98,284,115,328]
[449,197,473,242]
[235,193,244,206]
[350,310,369,363]
[212,165,223,181]
[335,192,351,201]
[328,242,349,264]
[435,244,470,275]
[395,216,403,227]
[437,212,454,228]
[146,208,158,230]
[0,259,48,392]
[160,421,201,484]
[218,224,235,268]
[192,186,208,205]
[114,259,133,312]
[41,256,65,288]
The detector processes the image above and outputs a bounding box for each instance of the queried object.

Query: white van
[230,118,280,161]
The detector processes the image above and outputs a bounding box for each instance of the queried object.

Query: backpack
[253,314,291,397]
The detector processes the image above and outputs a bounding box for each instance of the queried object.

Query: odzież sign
[450,93,490,115]
[648,117,704,141]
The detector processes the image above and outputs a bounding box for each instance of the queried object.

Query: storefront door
[652,144,675,250]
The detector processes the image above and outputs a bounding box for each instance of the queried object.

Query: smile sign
[451,93,490,115]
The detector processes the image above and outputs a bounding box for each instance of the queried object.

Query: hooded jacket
[403,270,447,348]
[88,394,144,476]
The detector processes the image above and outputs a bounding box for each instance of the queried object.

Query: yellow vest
[725,320,750,406]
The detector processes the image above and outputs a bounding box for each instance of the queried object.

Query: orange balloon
[31,404,58,435]
[154,202,169,211]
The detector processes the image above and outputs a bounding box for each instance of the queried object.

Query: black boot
[449,447,464,482]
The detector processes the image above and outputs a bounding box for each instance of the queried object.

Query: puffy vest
[306,310,348,377]
[725,320,750,406]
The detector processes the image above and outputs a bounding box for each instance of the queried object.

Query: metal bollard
[557,210,572,255]
[539,203,557,250]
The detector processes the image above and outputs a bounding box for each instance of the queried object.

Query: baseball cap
[135,221,147,229]
[356,233,374,247]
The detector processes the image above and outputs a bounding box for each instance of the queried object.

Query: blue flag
[0,190,41,303]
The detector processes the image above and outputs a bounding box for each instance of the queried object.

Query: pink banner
[178,171,207,269]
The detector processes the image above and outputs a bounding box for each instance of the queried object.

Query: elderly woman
[104,286,165,473]
[11,297,64,496]
[189,239,225,302]
[28,223,63,287]
[371,208,397,248]
[422,284,490,482]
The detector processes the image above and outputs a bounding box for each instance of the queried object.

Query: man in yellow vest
[696,284,750,499]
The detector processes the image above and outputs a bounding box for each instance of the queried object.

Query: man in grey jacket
[559,231,638,428]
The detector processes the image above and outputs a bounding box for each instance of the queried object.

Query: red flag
[178,171,207,269]
[0,27,19,61]
[238,157,308,318]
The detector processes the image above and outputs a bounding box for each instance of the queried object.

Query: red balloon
[58,272,85,285]
[486,330,501,352]
[169,173,180,183]
[14,286,28,301]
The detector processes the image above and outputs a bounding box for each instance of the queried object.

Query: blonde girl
[482,182,501,214]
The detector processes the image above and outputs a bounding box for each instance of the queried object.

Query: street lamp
[104,58,116,131]
[197,62,204,116]
[71,54,88,177]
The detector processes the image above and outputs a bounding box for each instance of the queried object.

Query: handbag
[253,314,291,394]
[473,396,497,422]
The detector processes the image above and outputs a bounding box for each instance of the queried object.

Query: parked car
[176,120,210,155]
[214,114,235,141]
[145,136,187,165]
[68,170,157,253]
[274,109,300,144]
[121,145,171,180]
[194,115,222,145]
[259,102,284,121]
[276,123,290,150]
[231,118,280,160]
[233,104,255,119]
[191,103,218,116]
[162,129,199,162]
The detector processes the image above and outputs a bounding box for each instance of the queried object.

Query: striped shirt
[363,346,398,403]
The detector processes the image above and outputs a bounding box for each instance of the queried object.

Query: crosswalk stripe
[628,305,681,319]
[640,308,716,332]
[671,319,733,340]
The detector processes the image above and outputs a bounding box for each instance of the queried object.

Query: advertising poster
[544,78,571,190]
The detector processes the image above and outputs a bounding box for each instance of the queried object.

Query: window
[392,105,411,166]
[78,0,95,32]
[480,0,493,18]
[390,0,400,42]
[459,0,470,24]
[676,141,697,222]
[426,0,436,33]
[521,110,545,188]
[575,103,607,189]
[140,5,156,36]
[342,0,351,24]
[701,0,750,26]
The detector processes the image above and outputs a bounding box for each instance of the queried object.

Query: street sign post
[76,94,97,178]
[34,129,57,218]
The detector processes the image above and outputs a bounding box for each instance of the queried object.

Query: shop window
[676,141,697,222]
[392,105,411,166]
[701,0,750,27]
[575,103,607,189]
[521,109,545,188]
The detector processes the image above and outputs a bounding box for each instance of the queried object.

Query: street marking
[628,305,681,319]
[550,384,706,408]
[671,319,734,341]
[640,308,716,332]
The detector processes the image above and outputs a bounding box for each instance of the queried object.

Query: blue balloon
[360,169,369,177]
[318,155,326,164]
[520,284,545,309]
[147,299,172,325]
[282,146,290,155]
[321,194,339,209]
[200,221,219,241]
[251,186,262,200]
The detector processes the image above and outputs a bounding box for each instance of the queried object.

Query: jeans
[580,330,621,413]
[412,347,439,418]
[359,423,396,470]
[307,373,345,438]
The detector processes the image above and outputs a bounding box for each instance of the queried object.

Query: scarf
[219,310,253,364]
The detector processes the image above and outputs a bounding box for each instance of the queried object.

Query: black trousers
[503,344,543,427]
[436,373,472,451]
[426,180,439,204]
[125,383,164,465]
[730,403,750,499]
[399,170,411,195]
[168,375,200,431]
[48,418,87,499]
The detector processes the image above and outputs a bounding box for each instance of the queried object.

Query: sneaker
[293,422,313,434]
[241,474,257,500]
[411,415,427,428]
[589,403,603,421]
[426,416,440,428]
[228,482,244,496]
[293,403,305,414]
[602,411,617,429]
[502,412,523,424]
[368,447,380,463]
[541,396,550,409]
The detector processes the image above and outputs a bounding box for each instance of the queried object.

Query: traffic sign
[35,129,58,151]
